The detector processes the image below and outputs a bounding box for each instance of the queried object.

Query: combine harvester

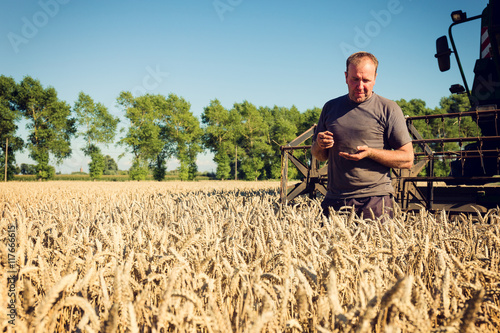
[281,0,500,213]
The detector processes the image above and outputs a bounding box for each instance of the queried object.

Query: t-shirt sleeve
[386,103,412,149]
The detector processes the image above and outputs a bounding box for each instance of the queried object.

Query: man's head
[345,52,378,103]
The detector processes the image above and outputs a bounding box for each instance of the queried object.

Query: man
[312,51,413,219]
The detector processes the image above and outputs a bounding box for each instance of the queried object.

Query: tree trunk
[4,138,8,182]
[235,145,238,181]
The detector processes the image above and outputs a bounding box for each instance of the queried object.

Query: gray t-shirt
[314,93,411,199]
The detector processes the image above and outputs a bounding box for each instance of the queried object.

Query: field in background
[12,173,216,182]
[1,181,499,332]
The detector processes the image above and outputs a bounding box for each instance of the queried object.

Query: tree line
[0,75,477,181]
[17,155,119,176]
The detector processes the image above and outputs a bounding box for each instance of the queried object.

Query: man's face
[345,58,377,103]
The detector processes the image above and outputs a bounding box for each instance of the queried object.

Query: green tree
[117,92,164,180]
[20,163,37,175]
[14,76,76,180]
[298,107,322,135]
[0,75,24,180]
[103,155,118,175]
[74,92,119,180]
[87,145,106,180]
[164,94,202,181]
[118,92,202,181]
[129,159,149,180]
[266,105,300,179]
[152,153,167,181]
[202,99,237,180]
[213,151,231,180]
[233,101,272,180]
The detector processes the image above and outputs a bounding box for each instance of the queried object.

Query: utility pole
[4,138,8,182]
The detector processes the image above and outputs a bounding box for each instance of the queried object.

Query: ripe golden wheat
[0,181,499,332]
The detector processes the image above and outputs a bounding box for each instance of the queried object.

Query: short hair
[346,52,379,73]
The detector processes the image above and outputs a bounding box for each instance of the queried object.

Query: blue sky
[1,0,489,173]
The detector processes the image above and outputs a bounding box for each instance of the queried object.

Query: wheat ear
[34,272,78,331]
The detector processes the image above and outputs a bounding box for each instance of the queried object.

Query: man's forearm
[311,141,329,162]
[367,143,414,169]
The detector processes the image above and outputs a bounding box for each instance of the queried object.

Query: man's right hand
[312,131,334,162]
[317,131,334,149]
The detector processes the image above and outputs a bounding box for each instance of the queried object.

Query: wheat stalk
[33,272,77,331]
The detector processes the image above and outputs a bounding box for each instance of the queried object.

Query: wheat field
[0,181,499,332]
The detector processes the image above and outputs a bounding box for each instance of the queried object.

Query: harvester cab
[435,1,500,110]
[435,0,500,178]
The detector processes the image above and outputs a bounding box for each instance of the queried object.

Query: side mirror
[435,36,452,72]
[449,84,465,94]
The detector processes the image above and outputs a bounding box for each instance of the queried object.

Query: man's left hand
[339,145,370,161]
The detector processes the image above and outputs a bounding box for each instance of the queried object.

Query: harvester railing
[395,108,500,212]
[280,125,327,205]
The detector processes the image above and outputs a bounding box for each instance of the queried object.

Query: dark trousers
[321,195,394,220]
